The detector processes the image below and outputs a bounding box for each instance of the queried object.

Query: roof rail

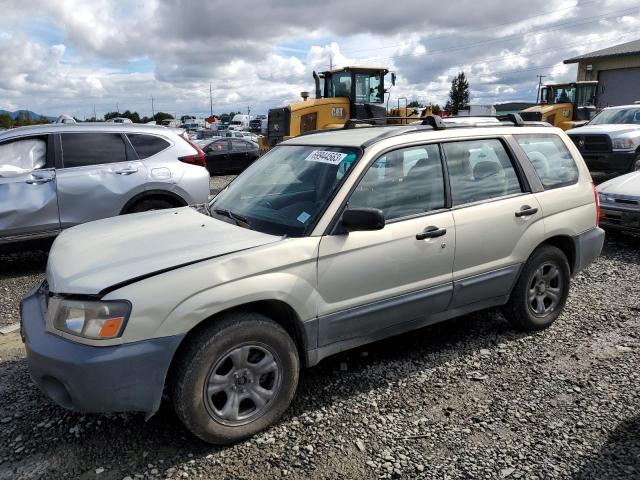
[496,113,525,126]
[420,114,446,130]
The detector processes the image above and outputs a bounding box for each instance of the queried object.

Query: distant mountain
[0,109,57,121]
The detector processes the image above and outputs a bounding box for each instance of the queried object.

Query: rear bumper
[572,227,605,274]
[580,151,636,173]
[20,282,184,413]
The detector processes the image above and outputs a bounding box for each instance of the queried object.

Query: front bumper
[20,282,184,413]
[600,204,640,233]
[580,151,636,174]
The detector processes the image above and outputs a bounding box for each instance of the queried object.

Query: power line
[341,0,605,55]
[351,5,640,64]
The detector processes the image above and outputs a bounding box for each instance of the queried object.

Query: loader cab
[539,81,598,121]
[321,67,388,104]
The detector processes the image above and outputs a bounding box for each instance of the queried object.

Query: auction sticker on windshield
[305,150,348,165]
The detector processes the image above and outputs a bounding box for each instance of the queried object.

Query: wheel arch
[164,299,309,393]
[536,234,577,274]
[121,189,188,214]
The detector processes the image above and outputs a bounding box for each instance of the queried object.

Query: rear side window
[515,134,579,189]
[231,139,248,151]
[443,139,522,206]
[61,133,126,168]
[127,134,170,159]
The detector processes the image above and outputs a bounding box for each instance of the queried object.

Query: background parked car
[0,123,209,244]
[597,170,640,233]
[567,104,640,175]
[203,137,260,175]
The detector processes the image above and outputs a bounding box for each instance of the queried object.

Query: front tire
[172,312,299,444]
[503,245,570,331]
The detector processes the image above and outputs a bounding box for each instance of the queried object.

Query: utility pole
[247,106,251,115]
[209,83,213,117]
[329,53,333,70]
[116,102,119,113]
[536,75,546,103]
[150,95,155,119]
[93,104,96,121]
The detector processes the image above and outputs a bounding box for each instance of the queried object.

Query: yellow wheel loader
[262,66,393,149]
[520,81,598,130]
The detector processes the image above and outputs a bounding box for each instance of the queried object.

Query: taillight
[592,181,600,226]
[179,136,206,168]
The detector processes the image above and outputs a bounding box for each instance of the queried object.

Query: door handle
[515,205,539,217]
[113,168,138,175]
[25,176,53,185]
[416,226,447,240]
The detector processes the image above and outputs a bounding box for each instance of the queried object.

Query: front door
[441,138,544,308]
[56,132,147,227]
[316,143,455,347]
[0,135,60,239]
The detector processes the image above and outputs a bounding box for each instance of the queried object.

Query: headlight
[49,298,131,339]
[612,137,638,150]
[598,192,613,204]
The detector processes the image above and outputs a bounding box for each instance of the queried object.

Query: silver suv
[20,117,604,444]
[0,123,209,243]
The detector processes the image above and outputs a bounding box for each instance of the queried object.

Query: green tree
[447,72,470,115]
[407,100,423,108]
[431,104,442,115]
[0,113,12,128]
[153,112,174,122]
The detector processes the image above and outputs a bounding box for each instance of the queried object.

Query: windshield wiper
[213,208,252,229]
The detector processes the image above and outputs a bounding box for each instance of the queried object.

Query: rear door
[442,138,544,308]
[56,132,147,227]
[0,135,59,238]
[230,139,254,171]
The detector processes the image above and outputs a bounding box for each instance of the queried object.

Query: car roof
[283,120,555,149]
[0,122,177,141]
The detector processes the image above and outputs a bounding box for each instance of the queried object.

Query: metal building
[564,39,640,107]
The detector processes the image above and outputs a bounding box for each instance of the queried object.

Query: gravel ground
[0,205,638,478]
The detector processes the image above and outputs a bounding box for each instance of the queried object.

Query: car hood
[597,171,640,197]
[567,124,639,136]
[47,207,281,295]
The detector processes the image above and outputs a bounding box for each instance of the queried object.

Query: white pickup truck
[567,104,640,175]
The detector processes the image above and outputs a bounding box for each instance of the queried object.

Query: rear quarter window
[515,134,579,189]
[127,134,170,159]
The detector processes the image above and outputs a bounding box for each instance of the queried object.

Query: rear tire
[171,312,299,445]
[128,198,174,213]
[502,245,570,331]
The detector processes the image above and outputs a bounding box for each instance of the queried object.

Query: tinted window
[443,139,522,206]
[128,134,170,159]
[349,144,445,220]
[515,134,579,189]
[61,133,126,168]
[231,139,248,151]
[210,140,229,152]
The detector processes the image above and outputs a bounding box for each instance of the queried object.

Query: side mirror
[342,207,385,232]
[391,72,396,86]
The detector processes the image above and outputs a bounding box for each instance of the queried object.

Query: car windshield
[210,145,360,237]
[589,107,640,125]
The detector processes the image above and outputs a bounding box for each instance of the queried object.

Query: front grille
[267,107,291,146]
[569,134,611,153]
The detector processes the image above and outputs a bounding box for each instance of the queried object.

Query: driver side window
[0,137,47,177]
[348,144,445,221]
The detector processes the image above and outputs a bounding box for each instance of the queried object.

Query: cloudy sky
[1,0,639,119]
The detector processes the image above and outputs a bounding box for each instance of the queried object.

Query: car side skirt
[305,264,522,367]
